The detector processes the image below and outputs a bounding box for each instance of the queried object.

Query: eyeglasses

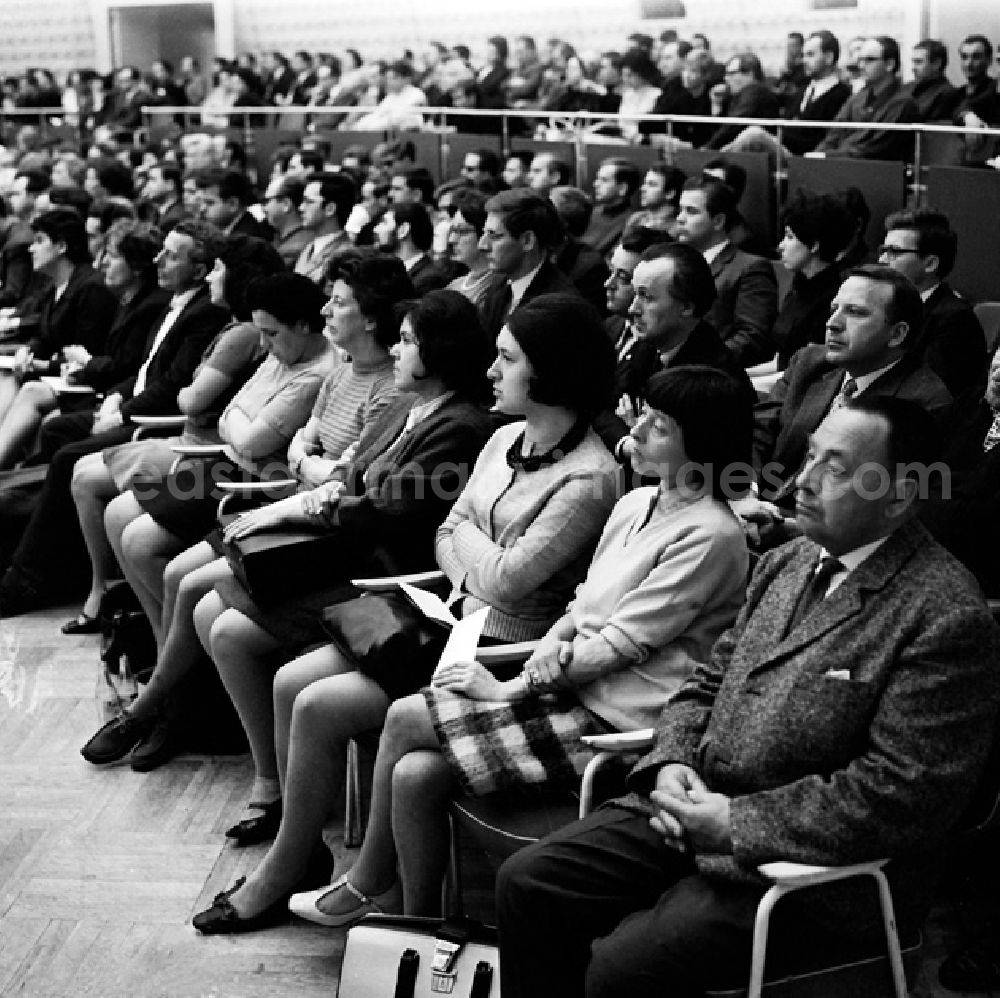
[878,245,923,260]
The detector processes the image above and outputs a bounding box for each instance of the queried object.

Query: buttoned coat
[625,520,1000,932]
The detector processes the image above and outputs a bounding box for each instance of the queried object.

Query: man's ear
[887,321,909,351]
[887,474,919,520]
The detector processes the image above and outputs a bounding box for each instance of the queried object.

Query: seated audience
[350,60,428,132]
[550,185,609,314]
[79,286,490,771]
[477,189,578,341]
[747,265,952,533]
[374,201,449,295]
[952,35,1000,168]
[704,51,779,151]
[814,35,919,161]
[675,178,778,368]
[189,295,632,933]
[0,220,230,613]
[772,189,856,368]
[496,397,1000,998]
[294,172,357,285]
[878,207,986,397]
[583,158,641,257]
[903,39,959,121]
[626,164,685,238]
[0,221,165,472]
[443,189,494,307]
[527,153,571,200]
[603,242,755,463]
[262,175,310,269]
[281,365,752,929]
[66,236,286,632]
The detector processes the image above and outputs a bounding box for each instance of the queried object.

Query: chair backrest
[974,302,1000,356]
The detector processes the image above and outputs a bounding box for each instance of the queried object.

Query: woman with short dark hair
[772,189,856,368]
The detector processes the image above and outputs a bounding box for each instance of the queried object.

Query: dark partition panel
[442,132,504,180]
[399,131,443,184]
[785,157,907,254]
[926,167,1000,305]
[671,149,775,247]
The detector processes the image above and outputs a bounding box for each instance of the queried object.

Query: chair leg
[443,811,464,917]
[871,868,909,998]
[344,738,363,848]
[747,885,784,998]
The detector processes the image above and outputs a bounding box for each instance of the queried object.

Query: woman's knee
[70,453,108,502]
[391,749,451,805]
[18,380,57,410]
[383,694,431,747]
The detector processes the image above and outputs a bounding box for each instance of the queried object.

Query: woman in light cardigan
[192,293,623,934]
[288,365,753,927]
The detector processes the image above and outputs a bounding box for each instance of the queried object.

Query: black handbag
[218,521,343,606]
[321,590,449,700]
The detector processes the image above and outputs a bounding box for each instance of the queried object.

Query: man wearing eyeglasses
[878,208,986,397]
[812,36,919,161]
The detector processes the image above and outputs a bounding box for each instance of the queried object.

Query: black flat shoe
[61,613,101,635]
[80,711,156,765]
[192,877,290,935]
[225,799,282,846]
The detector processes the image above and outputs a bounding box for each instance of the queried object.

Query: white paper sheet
[399,582,458,629]
[436,606,489,668]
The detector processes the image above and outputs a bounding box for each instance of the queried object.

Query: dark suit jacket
[408,254,450,296]
[624,519,999,935]
[753,345,953,500]
[117,287,230,420]
[228,211,274,242]
[921,393,1000,596]
[77,284,172,393]
[705,243,778,369]
[705,81,780,150]
[782,81,852,155]
[772,263,843,369]
[156,200,190,233]
[323,393,497,571]
[0,219,33,309]
[28,263,117,360]
[917,283,987,398]
[582,201,634,259]
[556,237,609,315]
[903,77,959,121]
[593,320,755,455]
[816,77,919,161]
[478,259,580,341]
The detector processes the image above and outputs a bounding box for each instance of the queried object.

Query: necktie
[787,555,845,634]
[499,283,514,324]
[799,83,815,112]
[831,376,858,412]
[984,412,1000,452]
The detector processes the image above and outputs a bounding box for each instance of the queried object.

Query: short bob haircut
[505,293,614,418]
[451,189,489,235]
[403,289,493,402]
[31,208,90,264]
[781,189,856,264]
[217,234,291,320]
[245,271,329,333]
[326,248,415,350]
[105,219,163,285]
[645,364,754,501]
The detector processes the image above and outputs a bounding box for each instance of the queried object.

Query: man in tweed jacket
[496,398,1000,998]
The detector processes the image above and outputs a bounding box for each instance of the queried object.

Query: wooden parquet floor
[0,603,997,998]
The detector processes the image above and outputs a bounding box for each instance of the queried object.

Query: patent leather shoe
[192,877,290,935]
[225,799,282,845]
[61,613,102,635]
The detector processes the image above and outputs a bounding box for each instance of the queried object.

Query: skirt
[424,687,611,798]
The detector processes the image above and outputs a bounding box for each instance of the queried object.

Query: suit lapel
[710,243,736,279]
[747,524,922,677]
